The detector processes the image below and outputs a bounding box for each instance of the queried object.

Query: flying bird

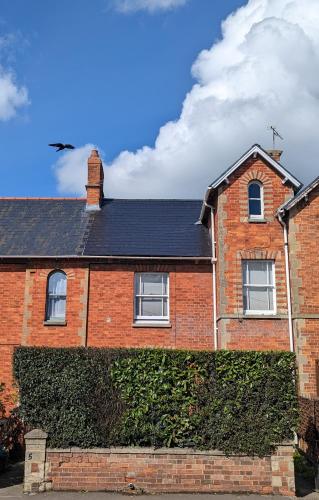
[49,143,75,152]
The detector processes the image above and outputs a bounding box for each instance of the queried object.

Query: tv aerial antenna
[269,125,283,149]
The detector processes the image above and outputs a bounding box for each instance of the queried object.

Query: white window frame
[134,272,169,323]
[242,260,276,315]
[248,181,264,220]
[45,270,67,321]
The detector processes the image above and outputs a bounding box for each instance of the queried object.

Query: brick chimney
[86,149,104,211]
[267,149,283,163]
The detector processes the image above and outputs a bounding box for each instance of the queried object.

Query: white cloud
[54,144,96,196]
[114,0,188,13]
[56,0,319,199]
[0,69,29,120]
[0,34,29,121]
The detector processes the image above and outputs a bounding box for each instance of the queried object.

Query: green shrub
[13,347,298,456]
[0,383,25,459]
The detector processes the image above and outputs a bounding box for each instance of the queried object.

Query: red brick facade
[1,145,318,404]
[0,261,213,408]
[212,156,293,351]
[288,185,319,397]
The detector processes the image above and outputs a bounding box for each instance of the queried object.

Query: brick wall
[0,261,214,406]
[22,264,89,348]
[289,186,319,397]
[0,265,26,408]
[87,263,213,350]
[212,155,293,350]
[24,431,295,495]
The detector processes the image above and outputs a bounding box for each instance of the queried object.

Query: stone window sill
[43,320,67,326]
[248,218,268,223]
[132,322,172,328]
[241,314,282,320]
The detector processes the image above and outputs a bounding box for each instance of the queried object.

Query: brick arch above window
[135,264,172,273]
[238,170,274,223]
[238,249,281,260]
[39,269,75,280]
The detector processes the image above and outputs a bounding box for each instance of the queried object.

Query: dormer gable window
[248,181,263,220]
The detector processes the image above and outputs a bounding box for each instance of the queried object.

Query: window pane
[268,289,274,310]
[243,287,249,311]
[135,274,141,295]
[248,287,270,311]
[162,275,168,295]
[48,272,66,295]
[163,298,168,317]
[141,298,163,317]
[249,199,262,216]
[248,261,268,285]
[141,274,163,295]
[135,297,141,318]
[48,297,66,319]
[267,263,273,285]
[249,183,261,198]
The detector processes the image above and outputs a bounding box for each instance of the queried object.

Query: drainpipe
[205,202,218,350]
[278,209,294,353]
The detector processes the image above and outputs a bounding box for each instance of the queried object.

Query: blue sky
[1,0,319,199]
[0,0,244,196]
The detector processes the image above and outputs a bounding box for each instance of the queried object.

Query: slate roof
[0,198,211,258]
[85,199,211,257]
[0,199,90,257]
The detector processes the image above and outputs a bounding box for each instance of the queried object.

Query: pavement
[1,462,319,500]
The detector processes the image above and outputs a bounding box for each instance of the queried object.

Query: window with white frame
[248,181,263,219]
[134,273,169,322]
[45,270,67,321]
[242,260,276,314]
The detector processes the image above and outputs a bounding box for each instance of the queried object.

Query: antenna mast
[269,125,283,149]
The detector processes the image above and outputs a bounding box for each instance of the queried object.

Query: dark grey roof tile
[84,199,211,257]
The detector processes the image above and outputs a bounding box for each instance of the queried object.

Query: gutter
[205,202,218,351]
[277,209,294,352]
[0,255,215,261]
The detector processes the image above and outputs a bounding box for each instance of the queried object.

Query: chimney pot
[86,149,104,211]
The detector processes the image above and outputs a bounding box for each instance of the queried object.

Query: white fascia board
[210,145,301,190]
[200,144,302,222]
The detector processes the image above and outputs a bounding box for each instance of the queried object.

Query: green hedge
[13,347,298,456]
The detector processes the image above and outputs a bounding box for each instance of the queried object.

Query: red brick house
[1,143,319,406]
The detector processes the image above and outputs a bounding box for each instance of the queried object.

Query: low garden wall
[24,430,295,496]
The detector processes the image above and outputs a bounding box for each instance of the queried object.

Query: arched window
[45,271,67,321]
[248,181,263,219]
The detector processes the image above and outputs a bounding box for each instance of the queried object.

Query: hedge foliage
[13,347,298,456]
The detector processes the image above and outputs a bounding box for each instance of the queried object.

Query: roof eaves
[0,254,213,260]
[279,175,319,215]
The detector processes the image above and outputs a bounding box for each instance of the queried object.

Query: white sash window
[46,271,67,321]
[135,273,169,322]
[242,260,276,315]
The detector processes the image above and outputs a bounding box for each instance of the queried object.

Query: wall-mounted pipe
[205,202,218,350]
[278,210,294,352]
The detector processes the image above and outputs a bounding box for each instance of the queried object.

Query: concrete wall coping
[25,429,48,440]
[46,442,294,456]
